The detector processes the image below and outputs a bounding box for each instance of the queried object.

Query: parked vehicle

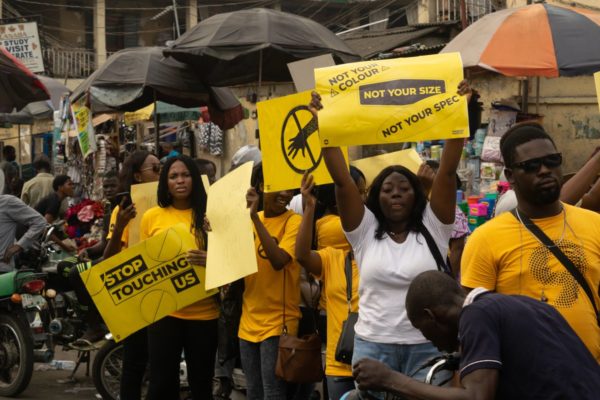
[0,269,49,397]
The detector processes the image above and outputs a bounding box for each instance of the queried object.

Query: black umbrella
[71,46,243,151]
[0,47,49,112]
[164,8,361,86]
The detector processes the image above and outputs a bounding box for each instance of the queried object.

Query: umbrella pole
[535,77,540,115]
[153,90,160,155]
[258,48,263,98]
[521,78,529,114]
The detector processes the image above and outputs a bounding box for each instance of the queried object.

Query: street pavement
[16,349,248,399]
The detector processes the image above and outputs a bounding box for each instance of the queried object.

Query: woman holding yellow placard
[309,82,471,399]
[102,150,161,400]
[141,155,219,400]
[239,162,302,400]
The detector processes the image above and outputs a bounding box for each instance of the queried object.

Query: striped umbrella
[442,3,600,77]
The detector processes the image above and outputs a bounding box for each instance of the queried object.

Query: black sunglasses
[511,153,562,173]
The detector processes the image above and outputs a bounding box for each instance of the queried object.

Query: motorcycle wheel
[0,313,34,397]
[92,339,123,400]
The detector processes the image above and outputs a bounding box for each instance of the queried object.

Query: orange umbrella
[442,3,600,77]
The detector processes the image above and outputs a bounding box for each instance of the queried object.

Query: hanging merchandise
[197,122,224,156]
[71,96,97,159]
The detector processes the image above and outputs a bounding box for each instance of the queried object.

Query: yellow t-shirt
[316,247,359,377]
[140,206,219,321]
[106,206,130,248]
[316,214,351,311]
[316,214,351,252]
[462,203,600,361]
[238,210,302,343]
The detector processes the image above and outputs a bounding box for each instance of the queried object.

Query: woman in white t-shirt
[309,83,471,399]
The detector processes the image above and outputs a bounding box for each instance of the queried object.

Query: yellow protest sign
[129,182,158,246]
[351,149,423,187]
[81,224,217,341]
[595,71,600,113]
[314,53,469,147]
[205,161,257,290]
[257,91,348,192]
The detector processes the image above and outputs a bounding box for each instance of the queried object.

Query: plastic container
[456,190,464,203]
[469,203,488,217]
[458,201,469,216]
[467,195,481,205]
[49,360,76,371]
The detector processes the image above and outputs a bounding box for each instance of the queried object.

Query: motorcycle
[0,268,49,397]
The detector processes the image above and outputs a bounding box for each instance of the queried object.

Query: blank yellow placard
[129,181,158,246]
[205,161,257,290]
[81,224,217,342]
[351,148,423,188]
[595,72,600,113]
[314,53,469,147]
[257,91,348,192]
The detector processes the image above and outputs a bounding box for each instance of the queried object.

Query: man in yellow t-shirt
[462,123,600,362]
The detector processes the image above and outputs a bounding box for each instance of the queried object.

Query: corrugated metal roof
[342,21,459,59]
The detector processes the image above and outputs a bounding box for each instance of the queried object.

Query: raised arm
[247,188,292,271]
[310,92,365,231]
[560,147,600,205]
[581,177,600,212]
[103,199,136,259]
[295,173,323,277]
[429,80,473,224]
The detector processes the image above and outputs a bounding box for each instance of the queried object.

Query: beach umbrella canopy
[0,46,49,112]
[442,3,600,77]
[71,46,243,129]
[164,7,360,86]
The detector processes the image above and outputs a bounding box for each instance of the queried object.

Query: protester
[494,146,600,216]
[309,82,469,399]
[141,155,219,399]
[239,162,302,400]
[101,150,161,400]
[21,154,54,207]
[461,122,600,361]
[295,173,359,400]
[351,271,600,400]
[35,174,74,224]
[0,194,47,272]
[195,158,217,185]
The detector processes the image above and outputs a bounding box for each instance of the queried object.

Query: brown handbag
[275,266,324,383]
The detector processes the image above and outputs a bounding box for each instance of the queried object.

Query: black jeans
[147,317,218,400]
[120,328,148,400]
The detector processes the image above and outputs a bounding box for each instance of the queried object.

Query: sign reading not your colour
[314,53,469,147]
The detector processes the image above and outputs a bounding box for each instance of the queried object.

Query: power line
[12,0,274,11]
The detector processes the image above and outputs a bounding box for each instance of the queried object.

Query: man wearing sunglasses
[461,122,600,362]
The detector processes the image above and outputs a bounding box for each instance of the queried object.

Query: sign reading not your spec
[314,52,469,147]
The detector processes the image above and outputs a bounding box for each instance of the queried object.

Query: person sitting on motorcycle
[0,194,47,272]
[351,271,600,400]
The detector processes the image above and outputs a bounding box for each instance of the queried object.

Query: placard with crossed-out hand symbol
[280,105,322,174]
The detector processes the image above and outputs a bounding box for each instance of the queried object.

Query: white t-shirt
[345,203,453,344]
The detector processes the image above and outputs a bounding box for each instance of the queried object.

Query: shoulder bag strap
[420,225,452,276]
[511,210,600,327]
[280,212,295,335]
[344,251,353,313]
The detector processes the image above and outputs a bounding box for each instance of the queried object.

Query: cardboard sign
[287,54,335,92]
[351,148,423,187]
[595,71,600,113]
[81,224,217,342]
[205,162,257,290]
[129,182,158,246]
[257,91,348,192]
[314,53,469,147]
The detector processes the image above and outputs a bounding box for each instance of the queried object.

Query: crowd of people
[0,80,599,400]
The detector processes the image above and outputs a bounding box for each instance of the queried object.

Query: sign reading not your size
[314,52,469,147]
[81,224,217,341]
